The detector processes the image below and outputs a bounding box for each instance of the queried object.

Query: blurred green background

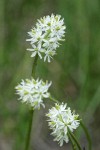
[0,0,100,149]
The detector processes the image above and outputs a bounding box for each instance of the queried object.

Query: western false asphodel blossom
[46,103,80,146]
[15,78,52,109]
[26,14,66,62]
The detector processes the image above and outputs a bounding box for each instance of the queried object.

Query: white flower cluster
[46,103,80,146]
[15,78,52,109]
[27,14,66,62]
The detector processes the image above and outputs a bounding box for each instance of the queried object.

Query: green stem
[80,121,92,150]
[25,109,34,150]
[31,54,38,77]
[49,95,59,103]
[68,128,82,150]
[25,54,38,150]
[68,131,77,150]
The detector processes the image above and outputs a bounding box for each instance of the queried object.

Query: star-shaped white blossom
[26,14,66,62]
[46,103,80,146]
[15,78,52,109]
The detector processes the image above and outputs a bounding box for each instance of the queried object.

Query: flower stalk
[31,54,38,77]
[68,131,77,150]
[25,109,34,150]
[49,95,59,103]
[25,54,38,150]
[80,121,92,150]
[68,128,82,150]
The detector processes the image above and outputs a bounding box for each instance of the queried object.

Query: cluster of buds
[15,78,52,109]
[27,14,66,62]
[46,103,80,146]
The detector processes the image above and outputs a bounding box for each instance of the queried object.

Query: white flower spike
[46,103,80,146]
[27,14,66,62]
[15,78,52,109]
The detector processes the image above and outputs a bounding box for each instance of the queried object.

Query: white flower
[46,103,80,146]
[27,44,45,59]
[15,78,52,109]
[26,14,66,62]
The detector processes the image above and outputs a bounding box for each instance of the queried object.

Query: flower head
[27,14,66,62]
[15,78,52,109]
[46,103,80,146]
